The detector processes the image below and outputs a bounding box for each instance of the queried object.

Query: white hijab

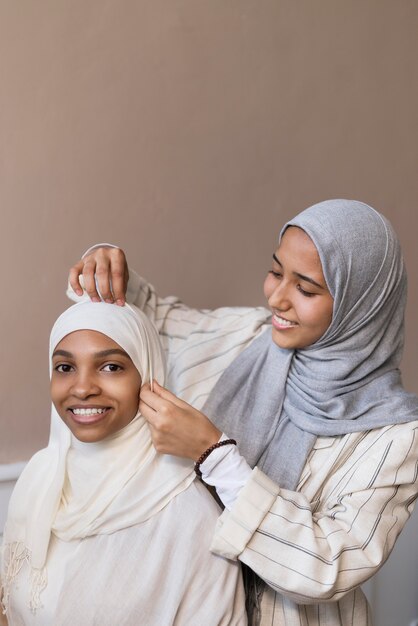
[1,301,195,612]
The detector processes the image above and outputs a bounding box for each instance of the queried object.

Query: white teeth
[274,314,297,327]
[72,408,106,416]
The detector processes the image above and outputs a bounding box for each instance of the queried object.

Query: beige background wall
[1,0,417,463]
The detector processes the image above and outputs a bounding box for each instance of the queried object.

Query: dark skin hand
[68,247,129,306]
[139,381,221,461]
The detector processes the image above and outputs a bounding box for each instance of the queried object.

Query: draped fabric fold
[2,301,195,612]
[204,199,418,488]
[204,199,418,625]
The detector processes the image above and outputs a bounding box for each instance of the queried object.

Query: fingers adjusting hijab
[204,200,418,488]
[2,302,195,613]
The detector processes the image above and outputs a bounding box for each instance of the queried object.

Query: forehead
[277,227,324,274]
[53,329,125,354]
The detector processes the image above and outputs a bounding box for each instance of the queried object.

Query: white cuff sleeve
[210,467,280,560]
[199,434,253,510]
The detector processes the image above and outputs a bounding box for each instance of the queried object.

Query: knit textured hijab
[204,199,418,489]
[2,302,195,613]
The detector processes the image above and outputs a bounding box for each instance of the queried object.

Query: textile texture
[203,199,418,624]
[204,199,418,487]
[1,302,195,613]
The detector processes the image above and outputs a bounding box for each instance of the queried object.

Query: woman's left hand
[139,381,221,461]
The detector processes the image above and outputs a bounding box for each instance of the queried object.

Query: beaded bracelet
[194,439,237,478]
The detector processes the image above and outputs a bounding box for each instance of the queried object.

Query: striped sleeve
[211,423,418,605]
[128,270,271,403]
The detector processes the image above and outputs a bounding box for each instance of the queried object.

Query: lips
[67,407,111,425]
[272,313,298,330]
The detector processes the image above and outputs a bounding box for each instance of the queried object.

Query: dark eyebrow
[52,348,130,359]
[52,349,73,358]
[95,349,130,359]
[272,253,325,290]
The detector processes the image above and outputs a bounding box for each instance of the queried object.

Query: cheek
[50,380,69,420]
[319,297,334,330]
[128,386,141,410]
[122,376,142,413]
[298,300,332,329]
[124,392,140,421]
[263,274,274,300]
[50,378,64,404]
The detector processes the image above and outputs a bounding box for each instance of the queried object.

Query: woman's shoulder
[298,420,418,499]
[311,420,418,484]
[313,419,418,451]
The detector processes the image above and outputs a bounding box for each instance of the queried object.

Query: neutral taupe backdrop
[1,1,417,463]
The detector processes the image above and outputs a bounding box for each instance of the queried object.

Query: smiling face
[51,330,142,443]
[263,226,334,350]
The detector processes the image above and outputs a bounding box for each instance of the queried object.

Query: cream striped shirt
[122,271,418,626]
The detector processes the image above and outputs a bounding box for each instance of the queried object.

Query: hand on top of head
[69,246,129,306]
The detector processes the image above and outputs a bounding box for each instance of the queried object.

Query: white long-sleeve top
[5,480,246,626]
[68,270,418,626]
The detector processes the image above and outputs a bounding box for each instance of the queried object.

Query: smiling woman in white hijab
[69,200,418,626]
[1,301,247,626]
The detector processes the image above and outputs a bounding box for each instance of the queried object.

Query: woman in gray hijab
[69,200,418,626]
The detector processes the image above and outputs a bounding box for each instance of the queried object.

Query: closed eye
[297,285,315,297]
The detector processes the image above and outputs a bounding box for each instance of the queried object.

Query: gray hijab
[204,199,418,489]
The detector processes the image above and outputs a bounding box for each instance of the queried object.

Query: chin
[66,425,107,443]
[73,432,104,443]
[271,328,298,350]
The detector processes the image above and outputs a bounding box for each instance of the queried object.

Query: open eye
[54,363,74,373]
[101,363,123,372]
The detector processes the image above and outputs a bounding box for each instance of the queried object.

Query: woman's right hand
[140,381,222,460]
[68,246,129,306]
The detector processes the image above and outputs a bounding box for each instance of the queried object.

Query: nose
[268,280,292,311]
[70,371,101,399]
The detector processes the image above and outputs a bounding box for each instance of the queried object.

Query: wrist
[194,438,237,477]
[193,426,222,461]
[198,440,253,510]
